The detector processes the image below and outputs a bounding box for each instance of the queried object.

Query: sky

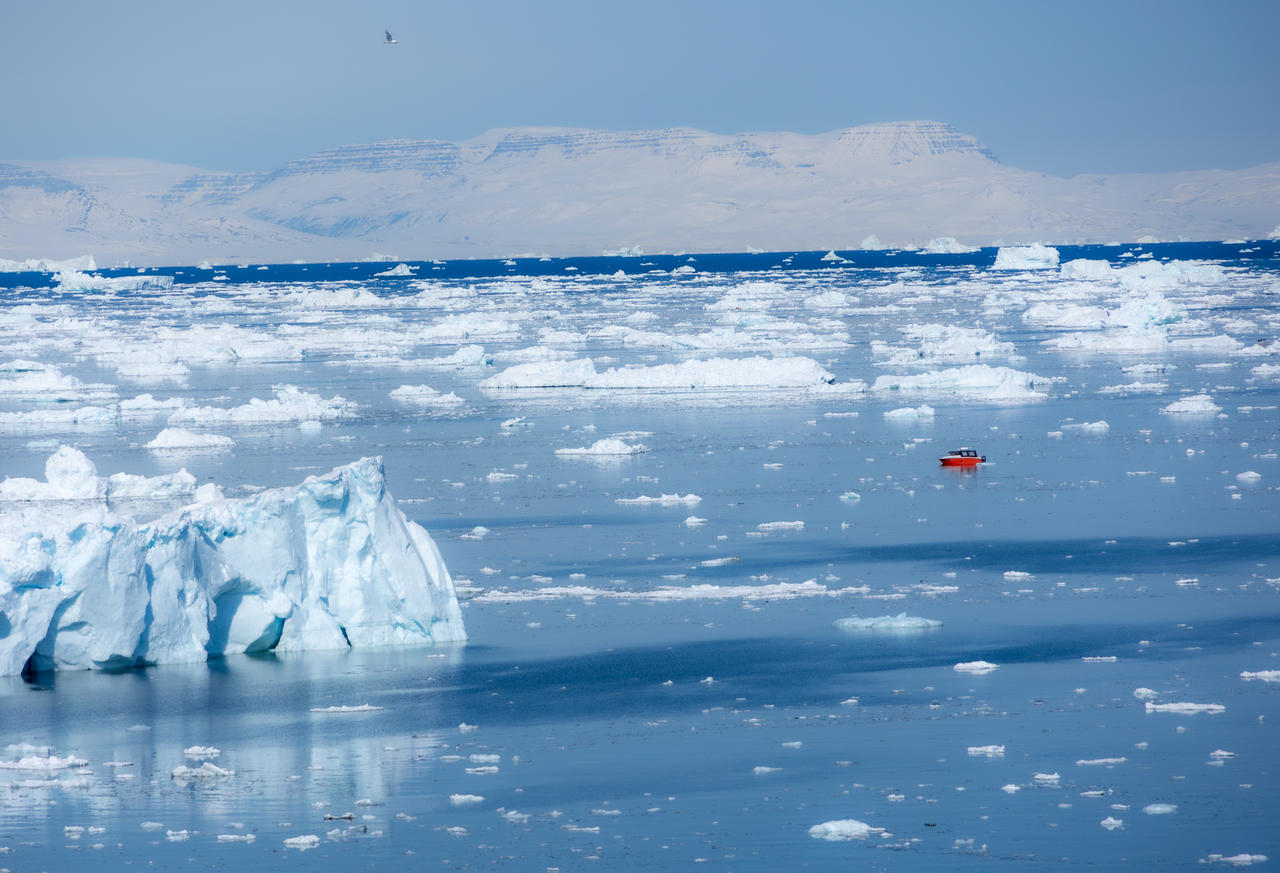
[3,0,1277,178]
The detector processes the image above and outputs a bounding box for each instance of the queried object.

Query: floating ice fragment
[993,244,1060,270]
[1236,471,1262,482]
[954,661,999,674]
[1061,420,1110,434]
[967,745,1005,758]
[389,385,466,407]
[836,614,941,631]
[171,762,235,781]
[1003,571,1034,582]
[616,493,701,506]
[1145,702,1225,715]
[920,236,977,254]
[450,794,485,805]
[555,438,647,456]
[884,404,935,421]
[310,704,384,713]
[1001,784,1021,794]
[1241,670,1280,683]
[283,834,320,850]
[684,516,707,526]
[839,491,861,502]
[183,746,220,760]
[146,428,234,452]
[1100,816,1124,830]
[1143,803,1178,815]
[757,520,804,532]
[1202,854,1269,867]
[1161,394,1222,415]
[1076,757,1126,766]
[871,365,1052,404]
[808,819,891,841]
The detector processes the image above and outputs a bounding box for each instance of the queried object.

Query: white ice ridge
[479,356,838,391]
[0,451,465,675]
[871,364,1053,403]
[834,614,942,631]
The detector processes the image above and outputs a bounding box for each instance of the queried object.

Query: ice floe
[808,819,891,841]
[835,614,941,631]
[993,244,1060,270]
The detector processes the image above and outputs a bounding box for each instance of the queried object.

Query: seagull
[385,30,397,45]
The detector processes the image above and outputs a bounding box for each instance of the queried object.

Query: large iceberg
[0,450,465,676]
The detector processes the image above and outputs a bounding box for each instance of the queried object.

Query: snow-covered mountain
[2,121,1276,265]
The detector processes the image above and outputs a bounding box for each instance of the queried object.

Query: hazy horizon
[3,0,1277,178]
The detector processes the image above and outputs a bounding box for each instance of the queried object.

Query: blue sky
[3,0,1276,177]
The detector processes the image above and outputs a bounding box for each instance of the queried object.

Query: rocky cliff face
[1,121,1275,265]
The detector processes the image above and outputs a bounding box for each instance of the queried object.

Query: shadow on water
[436,612,1280,726]
[529,531,1280,579]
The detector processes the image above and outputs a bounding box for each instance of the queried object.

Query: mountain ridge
[1,121,1275,265]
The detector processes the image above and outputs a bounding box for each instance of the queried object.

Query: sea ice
[992,244,1060,270]
[389,385,467,408]
[169,384,358,425]
[1144,702,1225,715]
[480,356,837,391]
[919,237,977,254]
[554,438,647,456]
[0,452,465,675]
[1240,670,1280,683]
[146,428,235,452]
[1161,394,1222,415]
[954,661,999,674]
[871,365,1051,403]
[835,614,941,631]
[808,819,891,841]
[884,404,935,421]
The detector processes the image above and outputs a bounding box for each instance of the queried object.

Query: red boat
[939,448,986,467]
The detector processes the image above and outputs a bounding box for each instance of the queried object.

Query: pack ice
[0,449,465,675]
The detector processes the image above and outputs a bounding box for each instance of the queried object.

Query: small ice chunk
[450,794,485,805]
[183,746,220,760]
[1100,816,1124,831]
[883,404,935,421]
[1143,803,1178,815]
[1202,854,1269,866]
[171,762,235,781]
[836,614,941,631]
[757,520,804,532]
[1161,394,1222,415]
[616,493,701,506]
[967,745,1005,758]
[808,819,890,841]
[146,428,235,451]
[954,661,999,674]
[283,834,320,850]
[1144,702,1225,715]
[554,438,647,456]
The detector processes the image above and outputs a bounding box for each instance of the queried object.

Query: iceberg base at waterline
[0,450,466,676]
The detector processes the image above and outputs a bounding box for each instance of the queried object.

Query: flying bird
[385,30,397,45]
